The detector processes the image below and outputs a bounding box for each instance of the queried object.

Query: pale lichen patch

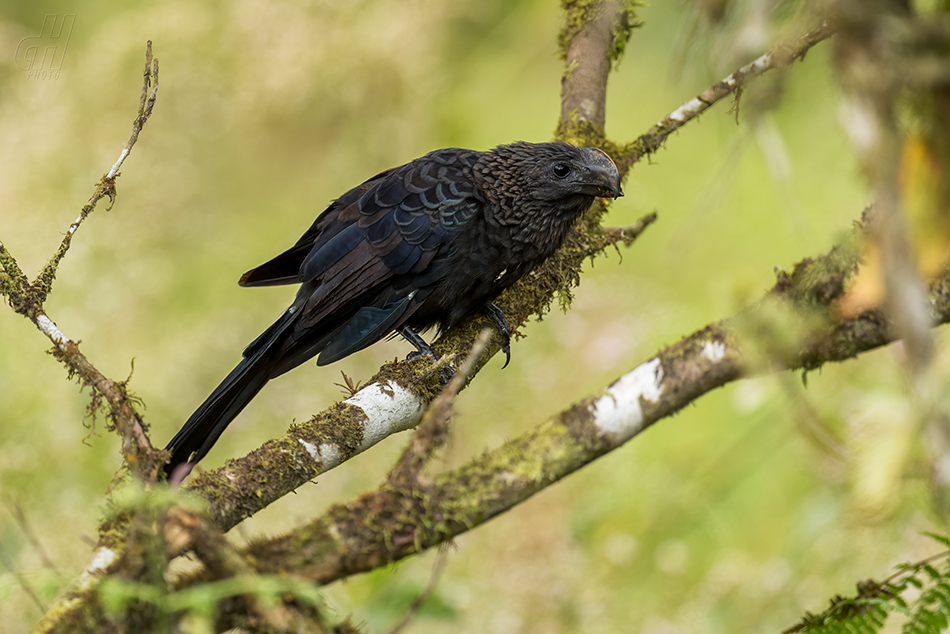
[345,381,425,451]
[590,357,663,444]
[701,339,727,363]
[74,547,117,591]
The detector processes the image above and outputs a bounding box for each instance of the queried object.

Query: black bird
[164,141,622,475]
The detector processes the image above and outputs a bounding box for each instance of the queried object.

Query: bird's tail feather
[164,312,293,475]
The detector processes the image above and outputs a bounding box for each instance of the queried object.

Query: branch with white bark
[168,208,950,589]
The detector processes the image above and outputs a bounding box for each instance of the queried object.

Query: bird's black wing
[237,168,395,288]
[259,149,483,372]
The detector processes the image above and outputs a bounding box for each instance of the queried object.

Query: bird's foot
[483,302,511,368]
[399,325,452,383]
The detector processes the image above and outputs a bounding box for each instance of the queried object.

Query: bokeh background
[1,1,947,632]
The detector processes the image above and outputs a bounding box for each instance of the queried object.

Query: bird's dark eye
[552,163,571,178]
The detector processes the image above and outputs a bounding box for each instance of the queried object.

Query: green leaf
[922,533,950,550]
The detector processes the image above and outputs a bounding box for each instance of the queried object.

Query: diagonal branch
[107,40,160,179]
[32,40,159,306]
[0,42,163,482]
[615,20,837,172]
[173,207,950,587]
[387,329,491,488]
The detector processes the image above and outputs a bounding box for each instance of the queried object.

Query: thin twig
[777,373,847,461]
[602,212,658,248]
[388,330,492,487]
[107,40,159,179]
[0,541,46,612]
[32,40,159,305]
[386,547,451,634]
[4,499,63,582]
[617,21,837,170]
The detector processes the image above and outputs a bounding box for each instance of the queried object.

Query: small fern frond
[785,537,950,634]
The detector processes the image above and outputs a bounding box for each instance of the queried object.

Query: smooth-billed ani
[164,141,622,476]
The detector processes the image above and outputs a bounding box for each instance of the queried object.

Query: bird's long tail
[164,312,293,476]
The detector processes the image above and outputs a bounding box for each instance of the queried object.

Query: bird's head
[478,141,623,206]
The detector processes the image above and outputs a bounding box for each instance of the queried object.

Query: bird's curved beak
[580,147,623,199]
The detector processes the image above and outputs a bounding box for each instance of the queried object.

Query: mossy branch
[161,209,950,590]
[557,0,641,135]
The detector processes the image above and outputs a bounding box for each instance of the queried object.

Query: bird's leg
[399,325,452,383]
[483,302,511,369]
[399,325,438,361]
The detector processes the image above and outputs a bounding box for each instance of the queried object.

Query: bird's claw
[400,326,453,384]
[484,302,512,368]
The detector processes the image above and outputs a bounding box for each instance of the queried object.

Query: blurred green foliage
[1,1,947,633]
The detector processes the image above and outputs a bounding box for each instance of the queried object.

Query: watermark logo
[15,14,76,80]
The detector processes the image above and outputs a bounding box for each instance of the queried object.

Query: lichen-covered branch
[614,20,837,172]
[184,367,427,531]
[162,507,329,633]
[0,43,164,485]
[4,261,156,483]
[387,330,490,488]
[173,211,950,588]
